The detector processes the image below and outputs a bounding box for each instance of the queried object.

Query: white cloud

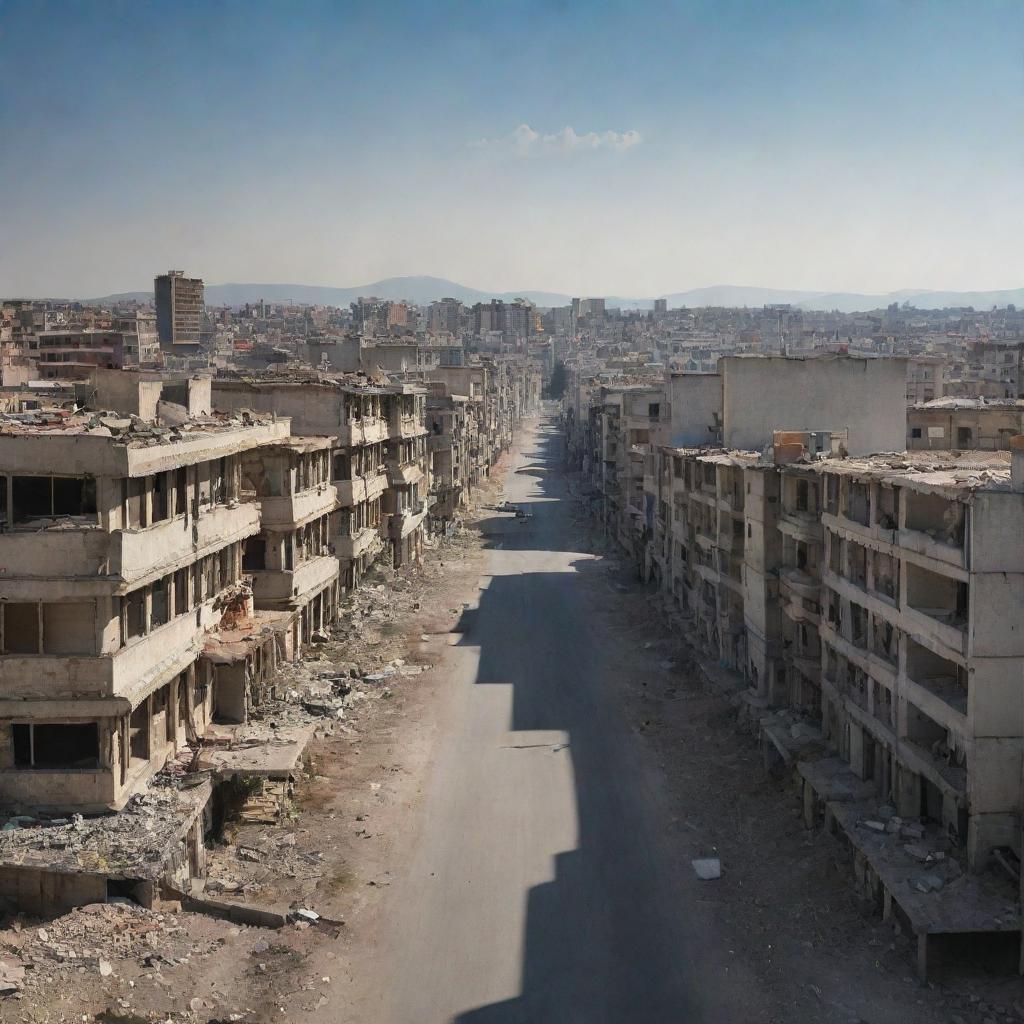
[470,124,642,156]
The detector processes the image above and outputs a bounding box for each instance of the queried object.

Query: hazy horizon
[2,0,1022,298]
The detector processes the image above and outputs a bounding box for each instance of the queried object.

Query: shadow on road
[449,421,704,1024]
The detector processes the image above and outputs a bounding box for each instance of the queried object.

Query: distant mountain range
[85,275,1024,315]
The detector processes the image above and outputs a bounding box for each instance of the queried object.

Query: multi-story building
[383,383,428,567]
[115,311,160,366]
[907,398,1024,451]
[0,402,289,813]
[155,270,204,350]
[211,373,394,588]
[240,436,340,649]
[35,329,125,380]
[425,384,472,526]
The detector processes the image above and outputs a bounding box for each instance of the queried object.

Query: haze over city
[2,0,1022,299]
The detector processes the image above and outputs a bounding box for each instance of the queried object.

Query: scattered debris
[691,858,721,880]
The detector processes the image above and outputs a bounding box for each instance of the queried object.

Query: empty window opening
[3,603,40,654]
[152,473,169,522]
[173,568,189,615]
[243,535,267,571]
[174,467,188,516]
[796,479,809,512]
[151,578,170,629]
[124,589,146,643]
[12,475,96,523]
[13,722,99,769]
[129,703,150,764]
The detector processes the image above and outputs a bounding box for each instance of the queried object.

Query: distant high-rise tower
[155,270,204,349]
[654,298,668,315]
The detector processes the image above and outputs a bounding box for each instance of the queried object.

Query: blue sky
[1,0,1021,297]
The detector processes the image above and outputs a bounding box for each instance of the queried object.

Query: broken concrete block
[903,843,932,863]
[691,858,721,880]
[861,820,886,833]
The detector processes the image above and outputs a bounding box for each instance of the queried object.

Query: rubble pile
[0,787,207,878]
[0,901,221,994]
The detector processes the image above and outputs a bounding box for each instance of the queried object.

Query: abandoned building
[565,354,1024,976]
[0,404,289,814]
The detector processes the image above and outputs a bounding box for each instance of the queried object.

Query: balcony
[778,509,823,543]
[333,469,388,507]
[0,503,260,588]
[390,503,427,540]
[335,525,383,560]
[0,593,226,705]
[337,416,389,447]
[389,413,425,440]
[250,553,339,606]
[779,567,819,600]
[388,462,425,488]
[258,485,338,528]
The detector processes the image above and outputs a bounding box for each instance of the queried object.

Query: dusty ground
[1,423,1021,1023]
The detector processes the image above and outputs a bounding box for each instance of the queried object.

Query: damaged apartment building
[212,371,428,577]
[0,372,296,911]
[566,353,1024,975]
[0,351,529,917]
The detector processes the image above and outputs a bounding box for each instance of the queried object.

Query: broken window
[174,467,188,517]
[13,722,100,769]
[123,588,146,643]
[873,551,898,601]
[152,473,169,522]
[243,535,267,571]
[824,475,840,515]
[11,476,97,523]
[129,702,150,764]
[151,577,170,629]
[173,568,189,615]
[796,479,809,512]
[847,542,867,587]
[3,602,40,654]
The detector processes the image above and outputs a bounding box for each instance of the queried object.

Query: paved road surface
[376,418,731,1023]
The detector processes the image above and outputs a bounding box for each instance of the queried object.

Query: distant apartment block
[155,271,205,350]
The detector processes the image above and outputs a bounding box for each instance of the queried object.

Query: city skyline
[2,1,1021,298]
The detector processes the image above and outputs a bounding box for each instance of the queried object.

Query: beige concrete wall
[721,356,907,455]
[667,374,722,446]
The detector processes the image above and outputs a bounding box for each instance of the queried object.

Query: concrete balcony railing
[257,485,338,529]
[250,553,339,606]
[0,593,224,705]
[333,470,388,508]
[389,414,425,439]
[779,567,820,601]
[389,504,427,540]
[335,525,383,560]
[388,462,425,488]
[0,503,260,587]
[0,526,109,580]
[337,416,389,447]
